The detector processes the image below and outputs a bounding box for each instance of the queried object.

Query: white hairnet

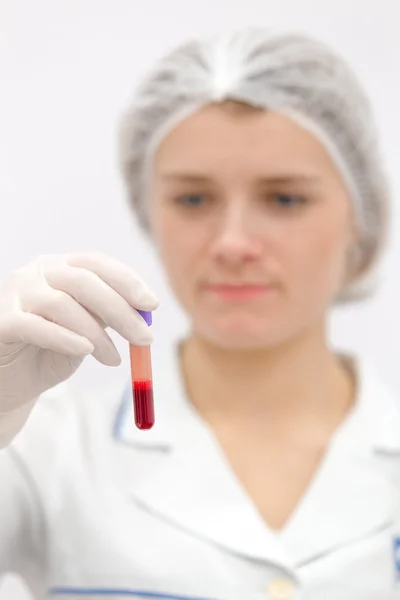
[118,27,390,302]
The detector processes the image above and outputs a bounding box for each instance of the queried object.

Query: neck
[180,323,355,437]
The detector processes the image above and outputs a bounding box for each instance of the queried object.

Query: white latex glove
[0,253,158,415]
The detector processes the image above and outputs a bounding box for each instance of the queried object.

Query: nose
[210,202,264,265]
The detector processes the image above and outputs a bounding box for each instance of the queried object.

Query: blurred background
[0,0,399,597]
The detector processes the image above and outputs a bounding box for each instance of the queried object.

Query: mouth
[203,283,275,300]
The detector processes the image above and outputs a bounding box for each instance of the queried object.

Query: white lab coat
[1,344,400,600]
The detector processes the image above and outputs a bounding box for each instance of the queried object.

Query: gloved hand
[0,253,158,414]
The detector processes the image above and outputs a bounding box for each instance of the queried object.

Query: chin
[211,336,276,351]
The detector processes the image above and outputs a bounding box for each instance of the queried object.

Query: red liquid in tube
[129,344,155,430]
[132,380,154,430]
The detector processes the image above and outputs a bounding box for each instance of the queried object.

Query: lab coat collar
[113,344,400,567]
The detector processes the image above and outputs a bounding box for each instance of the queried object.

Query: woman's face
[149,103,356,349]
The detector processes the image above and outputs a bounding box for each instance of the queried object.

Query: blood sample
[129,310,154,430]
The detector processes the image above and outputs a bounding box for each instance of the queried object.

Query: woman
[0,27,396,600]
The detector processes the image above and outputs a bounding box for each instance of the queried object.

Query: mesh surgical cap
[118,27,390,302]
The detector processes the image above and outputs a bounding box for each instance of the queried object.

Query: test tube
[129,310,154,430]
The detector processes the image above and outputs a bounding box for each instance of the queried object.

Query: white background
[0,0,399,598]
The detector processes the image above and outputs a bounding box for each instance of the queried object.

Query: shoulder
[349,353,400,452]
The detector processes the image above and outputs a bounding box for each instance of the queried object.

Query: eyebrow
[159,172,320,184]
[160,173,212,183]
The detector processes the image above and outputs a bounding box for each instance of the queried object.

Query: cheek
[151,211,204,294]
[282,214,350,293]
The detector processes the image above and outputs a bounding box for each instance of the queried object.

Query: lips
[203,282,274,299]
[206,283,269,291]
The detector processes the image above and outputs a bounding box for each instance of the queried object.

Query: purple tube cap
[137,310,152,326]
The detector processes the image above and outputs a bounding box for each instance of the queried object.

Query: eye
[272,193,306,207]
[175,194,207,207]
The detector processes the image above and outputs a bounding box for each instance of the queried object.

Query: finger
[66,252,159,311]
[0,312,94,356]
[43,265,154,346]
[28,288,121,366]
